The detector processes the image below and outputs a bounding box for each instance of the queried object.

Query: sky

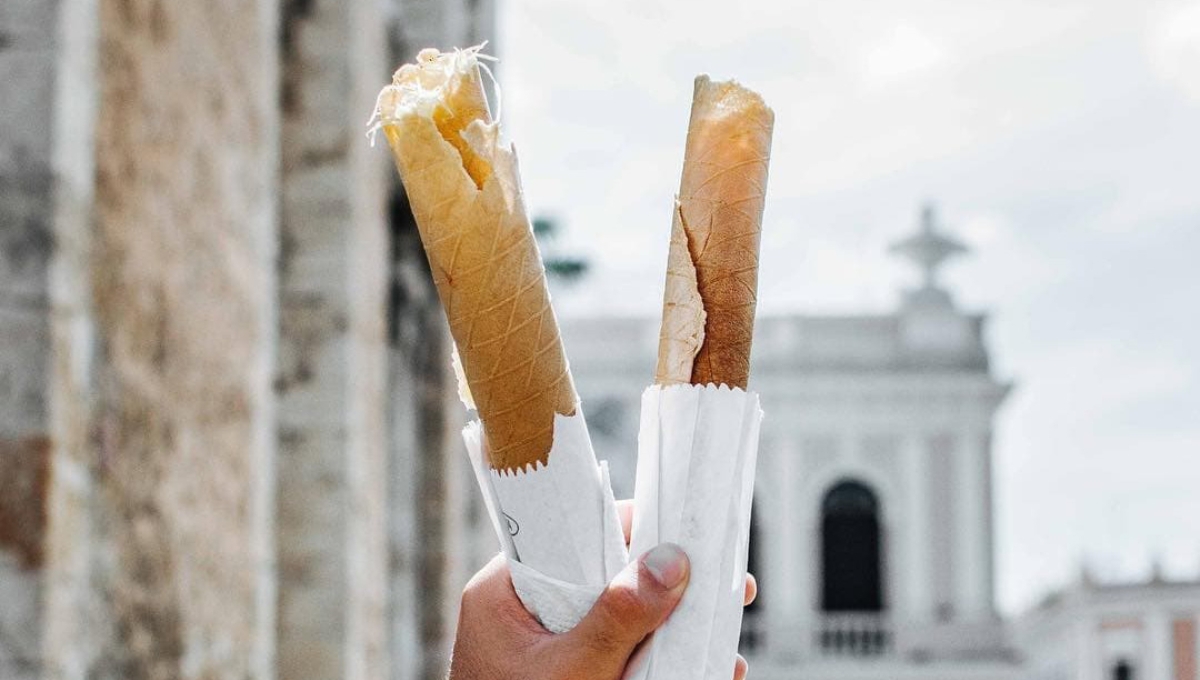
[494,0,1200,615]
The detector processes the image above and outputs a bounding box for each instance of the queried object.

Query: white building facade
[561,206,1200,680]
[1016,577,1200,680]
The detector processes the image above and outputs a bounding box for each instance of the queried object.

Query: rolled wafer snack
[374,47,576,473]
[628,77,772,680]
[373,46,627,634]
[655,76,774,388]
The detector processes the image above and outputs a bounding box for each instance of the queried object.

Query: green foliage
[532,215,590,284]
[532,216,556,239]
[545,257,588,281]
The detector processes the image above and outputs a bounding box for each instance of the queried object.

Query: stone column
[383,3,497,678]
[901,432,932,623]
[1146,611,1174,680]
[1074,617,1100,680]
[41,0,101,677]
[768,433,805,661]
[392,0,496,58]
[42,1,282,679]
[1193,616,1200,680]
[385,186,477,680]
[955,427,992,619]
[0,0,59,676]
[1190,616,1200,680]
[275,0,389,678]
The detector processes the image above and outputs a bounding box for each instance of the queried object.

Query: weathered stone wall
[1,1,495,678]
[275,0,389,678]
[386,194,462,680]
[391,0,497,58]
[1,0,59,675]
[384,3,500,678]
[0,441,46,680]
[42,0,280,678]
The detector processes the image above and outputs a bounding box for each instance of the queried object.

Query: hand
[447,500,756,680]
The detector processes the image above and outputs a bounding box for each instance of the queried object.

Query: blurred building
[562,206,1200,680]
[1017,573,1200,680]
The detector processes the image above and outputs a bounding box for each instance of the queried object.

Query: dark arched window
[821,480,883,612]
[1112,659,1134,680]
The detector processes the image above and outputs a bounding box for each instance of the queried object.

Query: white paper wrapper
[624,384,763,680]
[464,411,628,633]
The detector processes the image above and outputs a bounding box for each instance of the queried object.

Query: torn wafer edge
[368,43,496,141]
[451,344,476,411]
[655,201,707,385]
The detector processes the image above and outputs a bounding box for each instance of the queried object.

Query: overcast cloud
[495,0,1200,614]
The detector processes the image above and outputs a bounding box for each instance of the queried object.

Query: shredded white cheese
[367,43,498,145]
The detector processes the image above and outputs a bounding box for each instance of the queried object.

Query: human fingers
[549,543,690,679]
[744,572,757,606]
[448,554,550,679]
[734,654,748,680]
[617,498,633,544]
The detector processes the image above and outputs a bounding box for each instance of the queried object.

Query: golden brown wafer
[656,76,774,389]
[376,48,576,472]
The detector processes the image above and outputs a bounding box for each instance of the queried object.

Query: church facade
[561,206,1200,680]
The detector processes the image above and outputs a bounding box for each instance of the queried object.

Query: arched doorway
[820,480,883,612]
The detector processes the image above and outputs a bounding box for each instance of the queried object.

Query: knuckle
[458,584,482,618]
[584,624,629,657]
[459,556,507,611]
[601,582,654,626]
[460,575,486,607]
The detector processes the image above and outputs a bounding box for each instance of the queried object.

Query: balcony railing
[816,612,892,657]
[739,612,894,659]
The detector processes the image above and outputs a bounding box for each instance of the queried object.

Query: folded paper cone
[655,77,774,389]
[375,48,577,472]
[626,384,762,680]
[464,415,628,631]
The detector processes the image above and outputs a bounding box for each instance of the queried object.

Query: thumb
[552,543,690,677]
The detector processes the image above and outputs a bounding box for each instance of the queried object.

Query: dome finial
[890,203,968,305]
